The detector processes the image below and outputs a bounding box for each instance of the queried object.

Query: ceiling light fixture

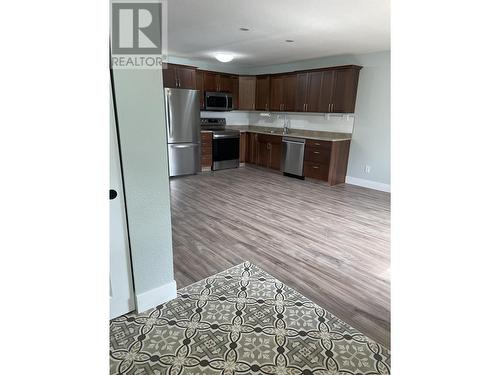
[285,39,295,43]
[239,27,250,31]
[214,53,234,63]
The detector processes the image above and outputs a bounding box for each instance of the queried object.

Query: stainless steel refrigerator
[164,88,201,177]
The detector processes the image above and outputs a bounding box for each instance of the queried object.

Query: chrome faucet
[283,115,291,134]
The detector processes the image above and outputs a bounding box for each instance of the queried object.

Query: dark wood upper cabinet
[318,70,335,112]
[270,75,284,111]
[332,67,360,113]
[238,76,256,110]
[283,74,297,111]
[269,74,297,112]
[162,63,196,89]
[294,71,322,112]
[195,70,204,109]
[203,71,219,92]
[255,75,270,111]
[162,65,177,88]
[305,71,323,112]
[165,63,361,114]
[176,66,196,89]
[231,75,239,109]
[218,74,233,92]
[295,73,309,112]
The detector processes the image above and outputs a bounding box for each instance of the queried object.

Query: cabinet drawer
[305,139,331,150]
[304,147,331,164]
[304,161,329,181]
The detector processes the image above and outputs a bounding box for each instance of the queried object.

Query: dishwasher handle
[282,137,305,145]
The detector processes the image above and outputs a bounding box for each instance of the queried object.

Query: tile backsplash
[200,111,354,133]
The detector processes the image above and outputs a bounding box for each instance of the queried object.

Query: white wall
[112,68,177,312]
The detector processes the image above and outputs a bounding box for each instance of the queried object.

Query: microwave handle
[225,94,229,109]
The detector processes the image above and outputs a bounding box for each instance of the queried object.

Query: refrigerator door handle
[166,89,172,139]
[170,144,195,149]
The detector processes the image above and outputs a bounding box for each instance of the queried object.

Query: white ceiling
[166,0,390,68]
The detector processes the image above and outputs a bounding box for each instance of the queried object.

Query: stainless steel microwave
[205,91,233,111]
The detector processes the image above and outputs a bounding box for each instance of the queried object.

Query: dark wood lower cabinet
[239,133,246,162]
[328,140,351,185]
[304,161,330,181]
[255,134,282,170]
[242,132,350,185]
[201,132,213,170]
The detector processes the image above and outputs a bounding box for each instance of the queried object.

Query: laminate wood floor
[170,165,391,347]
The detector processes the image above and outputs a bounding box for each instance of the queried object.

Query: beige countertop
[225,125,352,142]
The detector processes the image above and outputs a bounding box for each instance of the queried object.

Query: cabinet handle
[306,103,308,111]
[312,166,319,169]
[328,104,331,112]
[303,103,305,111]
[313,151,320,154]
[314,143,320,146]
[331,103,334,112]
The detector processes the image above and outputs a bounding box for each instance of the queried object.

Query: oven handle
[213,133,240,139]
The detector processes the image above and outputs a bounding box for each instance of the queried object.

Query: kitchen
[164,63,361,185]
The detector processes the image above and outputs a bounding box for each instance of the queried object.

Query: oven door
[212,134,240,170]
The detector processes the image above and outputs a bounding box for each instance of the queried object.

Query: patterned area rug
[110,262,390,374]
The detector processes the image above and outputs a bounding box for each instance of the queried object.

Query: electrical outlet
[365,165,371,173]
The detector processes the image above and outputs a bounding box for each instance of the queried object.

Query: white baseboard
[135,280,177,313]
[345,176,391,192]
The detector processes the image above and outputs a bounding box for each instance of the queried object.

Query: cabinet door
[195,70,204,109]
[283,74,297,111]
[269,139,283,170]
[203,72,219,92]
[318,70,335,112]
[305,71,323,112]
[176,66,196,89]
[255,75,270,111]
[239,133,246,162]
[231,76,239,109]
[256,137,269,167]
[219,74,233,93]
[270,75,284,111]
[332,68,360,113]
[201,132,213,168]
[295,72,308,112]
[246,133,258,163]
[162,64,177,88]
[245,132,253,163]
[238,76,256,110]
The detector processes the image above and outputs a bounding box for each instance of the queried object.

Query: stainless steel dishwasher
[281,137,306,179]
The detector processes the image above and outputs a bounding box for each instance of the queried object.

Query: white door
[110,93,135,319]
